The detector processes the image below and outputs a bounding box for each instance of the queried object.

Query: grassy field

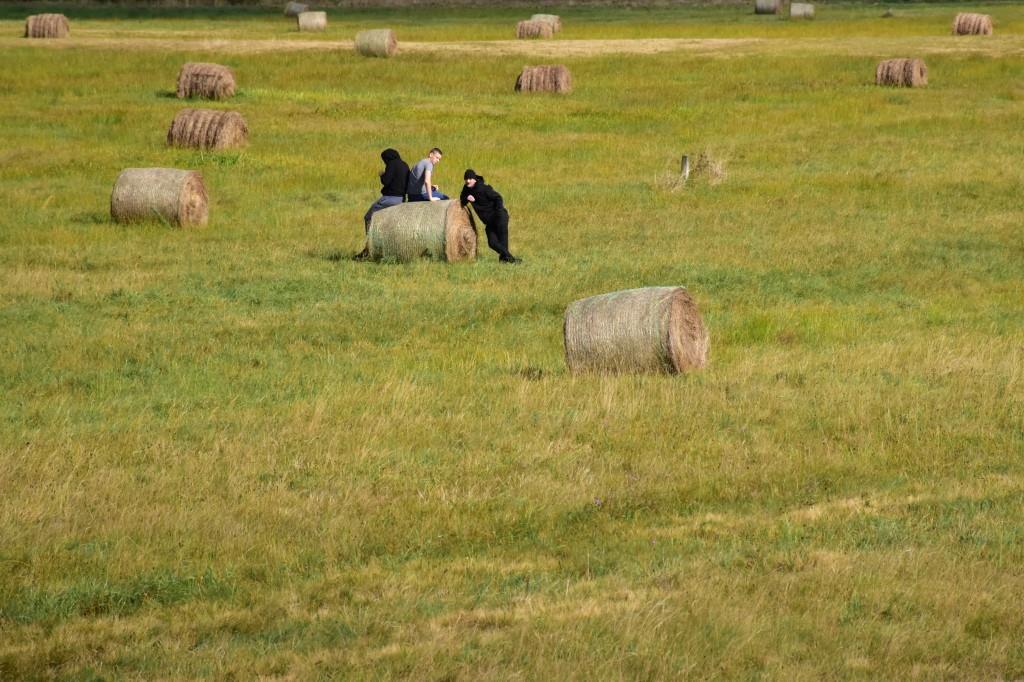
[1,1,1023,678]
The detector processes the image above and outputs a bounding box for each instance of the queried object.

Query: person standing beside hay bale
[875,59,927,88]
[530,14,562,32]
[355,29,398,57]
[356,148,410,260]
[24,14,69,39]
[296,11,327,32]
[952,13,993,36]
[515,65,572,94]
[366,200,476,263]
[110,168,208,228]
[516,20,553,40]
[460,169,520,264]
[563,287,709,375]
[176,63,236,100]
[166,109,248,150]
[407,148,449,202]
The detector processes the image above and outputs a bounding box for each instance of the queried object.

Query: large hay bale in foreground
[367,200,476,263]
[284,1,308,17]
[297,11,327,32]
[110,168,208,228]
[530,13,562,32]
[354,29,398,57]
[167,109,248,150]
[952,12,993,36]
[515,65,572,94]
[176,62,236,100]
[875,58,927,87]
[516,20,554,39]
[24,14,69,38]
[790,3,815,19]
[754,0,780,15]
[564,287,709,375]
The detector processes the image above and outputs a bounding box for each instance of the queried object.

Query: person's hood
[381,148,401,163]
[464,168,485,184]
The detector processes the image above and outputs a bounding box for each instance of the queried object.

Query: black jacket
[459,176,506,223]
[379,149,409,198]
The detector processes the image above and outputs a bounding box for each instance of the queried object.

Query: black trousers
[482,210,515,261]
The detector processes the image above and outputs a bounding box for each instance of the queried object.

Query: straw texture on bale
[176,62,236,100]
[564,287,709,375]
[354,29,398,57]
[283,1,308,17]
[110,168,208,228]
[167,109,248,150]
[296,11,327,31]
[952,13,993,35]
[367,200,476,263]
[530,14,562,32]
[875,58,927,87]
[515,65,572,94]
[754,0,780,15]
[790,3,815,18]
[516,19,554,39]
[24,14,69,38]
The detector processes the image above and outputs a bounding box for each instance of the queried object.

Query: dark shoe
[353,247,370,261]
[500,256,522,264]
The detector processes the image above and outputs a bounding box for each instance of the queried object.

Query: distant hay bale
[754,0,780,15]
[790,3,815,19]
[564,287,709,375]
[110,168,208,228]
[354,29,398,57]
[176,62,236,100]
[283,1,308,17]
[24,14,69,38]
[367,200,476,263]
[516,20,554,40]
[952,12,993,36]
[167,109,248,150]
[530,14,562,32]
[297,11,327,32]
[515,65,572,94]
[875,58,927,87]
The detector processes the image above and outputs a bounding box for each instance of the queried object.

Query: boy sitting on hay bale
[460,169,520,264]
[407,147,449,202]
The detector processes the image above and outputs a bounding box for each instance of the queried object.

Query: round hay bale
[24,14,69,39]
[367,200,476,263]
[754,0,780,15]
[110,168,208,228]
[515,65,572,94]
[530,14,562,32]
[167,108,248,150]
[284,1,309,17]
[516,20,554,40]
[354,29,398,57]
[952,12,993,36]
[790,3,815,19]
[875,58,927,87]
[297,11,327,32]
[564,287,709,375]
[176,62,236,100]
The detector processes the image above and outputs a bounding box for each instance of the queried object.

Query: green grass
[1,2,1023,678]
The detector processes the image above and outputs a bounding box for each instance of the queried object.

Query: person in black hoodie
[357,148,409,259]
[460,169,520,264]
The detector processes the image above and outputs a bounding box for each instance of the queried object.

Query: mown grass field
[1,1,1023,678]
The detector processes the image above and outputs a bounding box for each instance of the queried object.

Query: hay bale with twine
[515,65,572,94]
[24,14,69,38]
[284,1,308,17]
[516,20,554,39]
[167,109,248,150]
[367,200,476,263]
[564,287,709,375]
[952,13,993,36]
[530,14,562,32]
[790,3,815,19]
[354,29,398,57]
[754,0,780,15]
[875,58,927,87]
[176,63,236,100]
[297,11,327,32]
[110,168,208,228]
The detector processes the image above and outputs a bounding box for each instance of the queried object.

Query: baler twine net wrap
[110,168,209,228]
[24,14,69,38]
[296,11,327,32]
[875,58,927,87]
[354,29,398,57]
[952,12,993,35]
[367,200,476,262]
[516,20,554,39]
[166,108,248,150]
[515,65,572,93]
[176,62,236,100]
[564,286,709,374]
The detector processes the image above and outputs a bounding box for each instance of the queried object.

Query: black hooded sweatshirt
[379,149,409,198]
[459,176,506,224]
